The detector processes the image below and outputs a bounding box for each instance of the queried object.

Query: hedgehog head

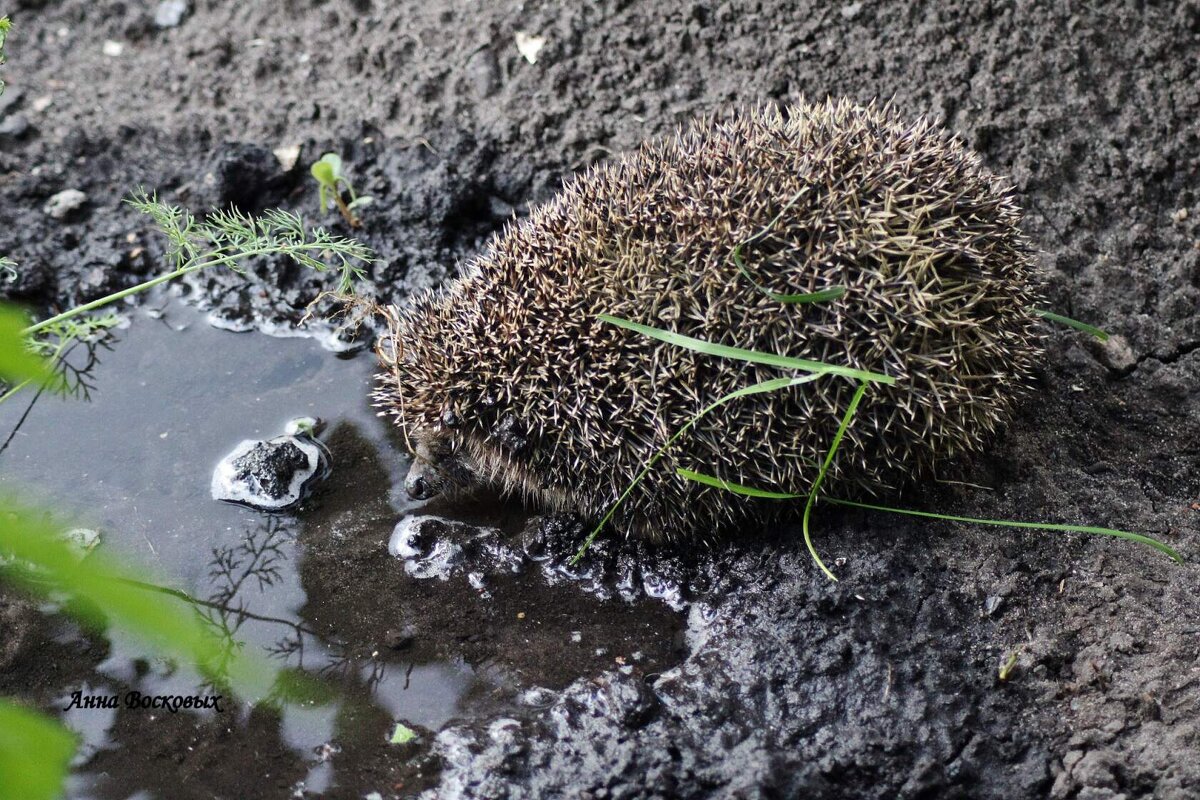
[375,285,544,504]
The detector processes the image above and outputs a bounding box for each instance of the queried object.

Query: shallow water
[1,299,684,798]
[0,302,483,795]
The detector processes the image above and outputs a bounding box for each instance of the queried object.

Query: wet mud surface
[2,1,1200,798]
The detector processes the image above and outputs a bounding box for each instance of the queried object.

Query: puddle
[0,300,683,798]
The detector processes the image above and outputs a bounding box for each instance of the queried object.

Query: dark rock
[211,425,331,511]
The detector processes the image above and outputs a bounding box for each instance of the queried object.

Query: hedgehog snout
[405,461,441,500]
[404,434,479,501]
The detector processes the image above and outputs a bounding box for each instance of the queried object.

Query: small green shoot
[0,700,77,800]
[998,649,1020,682]
[0,256,16,282]
[311,153,373,228]
[597,314,894,385]
[2,194,373,407]
[1032,309,1109,342]
[389,722,418,745]
[571,373,825,564]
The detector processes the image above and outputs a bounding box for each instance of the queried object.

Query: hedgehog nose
[405,472,436,501]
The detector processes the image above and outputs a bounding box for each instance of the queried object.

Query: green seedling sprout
[23,191,372,337]
[998,649,1020,682]
[311,153,373,228]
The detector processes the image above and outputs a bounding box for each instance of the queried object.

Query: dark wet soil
[2,1,1200,798]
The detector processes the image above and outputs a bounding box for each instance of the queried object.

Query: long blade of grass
[676,467,803,499]
[730,190,847,303]
[824,497,1182,563]
[571,373,826,563]
[803,380,869,581]
[731,247,848,304]
[1032,309,1109,342]
[678,469,1182,565]
[598,314,894,385]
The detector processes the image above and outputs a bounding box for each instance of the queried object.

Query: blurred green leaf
[0,304,61,391]
[0,700,76,800]
[0,492,308,701]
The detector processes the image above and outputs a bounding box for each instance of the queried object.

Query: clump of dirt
[2,1,1199,798]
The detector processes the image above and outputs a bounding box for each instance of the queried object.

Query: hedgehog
[375,99,1045,544]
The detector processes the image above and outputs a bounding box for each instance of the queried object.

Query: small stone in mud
[388,515,524,592]
[154,0,190,29]
[384,626,416,651]
[211,427,331,512]
[1098,334,1137,374]
[61,528,102,556]
[44,189,89,220]
[0,114,32,143]
[519,687,558,708]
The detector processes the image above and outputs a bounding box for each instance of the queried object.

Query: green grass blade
[732,246,847,304]
[597,314,894,385]
[823,497,1182,564]
[1032,309,1109,342]
[571,373,825,563]
[676,468,803,499]
[803,380,869,581]
[730,189,845,303]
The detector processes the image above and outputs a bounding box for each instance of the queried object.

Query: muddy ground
[2,1,1199,798]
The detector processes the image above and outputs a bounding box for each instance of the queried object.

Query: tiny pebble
[44,189,89,220]
[273,144,302,172]
[154,0,190,29]
[515,31,546,64]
